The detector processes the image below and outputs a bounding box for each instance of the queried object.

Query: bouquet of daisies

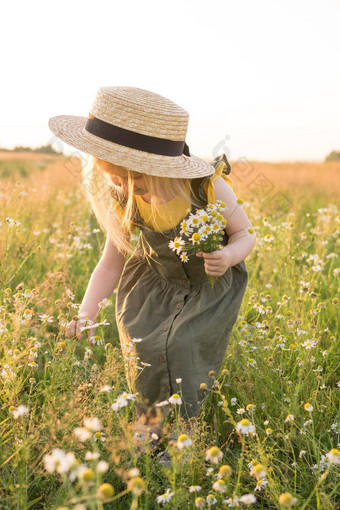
[168,200,227,288]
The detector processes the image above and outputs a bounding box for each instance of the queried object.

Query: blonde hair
[81,152,202,259]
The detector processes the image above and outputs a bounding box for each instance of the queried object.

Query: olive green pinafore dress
[114,161,249,420]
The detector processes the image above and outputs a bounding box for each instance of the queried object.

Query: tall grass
[0,154,339,509]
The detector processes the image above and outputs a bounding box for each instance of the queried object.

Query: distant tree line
[0,144,62,154]
[325,151,340,162]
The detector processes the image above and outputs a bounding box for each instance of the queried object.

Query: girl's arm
[78,233,129,321]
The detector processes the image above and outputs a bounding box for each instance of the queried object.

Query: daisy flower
[278,492,298,507]
[169,393,182,405]
[156,488,174,504]
[301,339,316,349]
[180,220,193,235]
[197,210,210,222]
[180,252,189,262]
[325,448,340,465]
[223,495,240,507]
[190,232,202,244]
[96,460,109,473]
[239,493,256,505]
[168,237,185,254]
[195,497,206,508]
[38,314,54,323]
[73,427,92,442]
[304,403,313,412]
[127,476,145,496]
[236,418,256,436]
[210,223,221,233]
[189,485,202,492]
[12,405,29,419]
[250,463,267,480]
[212,479,227,492]
[177,433,193,449]
[254,479,268,491]
[205,446,223,464]
[99,385,112,393]
[206,493,217,506]
[188,214,201,228]
[111,396,128,411]
[43,448,77,474]
[83,417,103,432]
[217,464,232,478]
[155,400,169,407]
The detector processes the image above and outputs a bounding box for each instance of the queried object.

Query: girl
[48,86,256,458]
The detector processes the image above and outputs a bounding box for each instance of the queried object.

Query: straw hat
[48,86,216,179]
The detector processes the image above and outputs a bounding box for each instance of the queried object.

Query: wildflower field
[0,152,339,509]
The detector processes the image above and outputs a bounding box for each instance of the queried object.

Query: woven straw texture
[48,86,215,178]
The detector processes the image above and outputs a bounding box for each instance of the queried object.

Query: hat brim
[48,115,215,178]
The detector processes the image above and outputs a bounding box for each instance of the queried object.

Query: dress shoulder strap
[190,153,233,207]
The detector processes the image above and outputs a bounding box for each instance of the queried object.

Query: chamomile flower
[169,393,182,405]
[12,405,29,419]
[278,492,298,507]
[250,463,267,480]
[197,210,210,222]
[236,418,256,436]
[254,479,268,491]
[217,464,232,478]
[168,237,185,254]
[188,214,201,228]
[212,479,227,492]
[190,232,202,244]
[38,313,54,324]
[210,223,221,232]
[200,224,212,235]
[180,252,189,262]
[206,493,217,506]
[177,433,193,449]
[304,403,314,412]
[155,400,170,407]
[205,446,223,464]
[325,448,340,465]
[127,476,145,496]
[156,488,174,504]
[195,496,206,508]
[111,396,128,411]
[239,493,256,505]
[215,200,226,210]
[189,485,202,492]
[180,220,193,235]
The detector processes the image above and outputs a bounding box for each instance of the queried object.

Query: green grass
[0,162,339,509]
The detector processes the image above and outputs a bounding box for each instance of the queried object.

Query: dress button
[164,384,170,392]
[159,355,165,363]
[176,303,182,309]
[163,325,169,331]
[175,261,181,267]
[182,280,188,286]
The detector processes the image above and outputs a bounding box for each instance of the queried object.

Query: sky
[1,0,339,162]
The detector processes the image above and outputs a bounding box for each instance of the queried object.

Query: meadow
[0,152,339,509]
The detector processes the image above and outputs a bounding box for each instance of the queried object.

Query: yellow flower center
[240,419,250,426]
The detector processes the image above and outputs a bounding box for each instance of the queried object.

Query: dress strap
[194,153,233,206]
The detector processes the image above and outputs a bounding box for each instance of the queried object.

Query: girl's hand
[65,314,96,344]
[196,246,233,277]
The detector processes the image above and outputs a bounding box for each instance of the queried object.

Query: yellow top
[133,161,233,232]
